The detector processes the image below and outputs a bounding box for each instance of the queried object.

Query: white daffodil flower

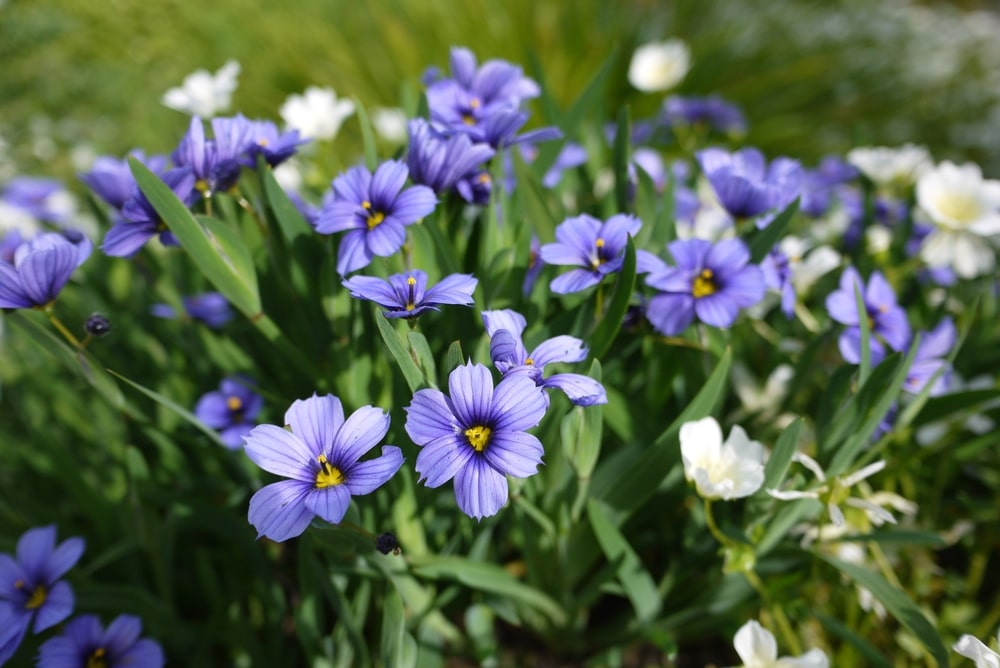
[916,161,1000,279]
[768,453,900,528]
[280,86,355,141]
[162,60,240,118]
[732,620,829,668]
[953,631,1000,668]
[846,144,932,189]
[627,39,691,92]
[680,417,766,501]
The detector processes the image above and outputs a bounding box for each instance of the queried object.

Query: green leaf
[257,154,312,243]
[746,197,799,263]
[588,238,636,361]
[374,311,428,393]
[353,98,379,172]
[560,47,618,138]
[820,555,949,666]
[855,281,872,384]
[446,340,465,372]
[106,369,224,447]
[379,586,411,668]
[407,331,437,386]
[128,157,261,317]
[760,418,802,492]
[409,556,566,628]
[587,499,661,624]
[816,612,892,668]
[197,214,258,298]
[756,499,822,556]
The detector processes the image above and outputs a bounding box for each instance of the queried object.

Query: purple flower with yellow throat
[644,238,765,335]
[825,267,910,364]
[404,362,548,519]
[37,614,164,668]
[540,213,641,294]
[243,394,403,541]
[343,269,477,319]
[0,525,84,665]
[194,376,263,449]
[315,161,437,276]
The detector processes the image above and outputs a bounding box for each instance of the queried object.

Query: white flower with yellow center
[627,39,691,93]
[916,161,1000,279]
[679,417,766,500]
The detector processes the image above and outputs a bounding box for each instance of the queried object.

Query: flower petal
[33,579,74,632]
[541,373,607,406]
[304,484,352,525]
[332,406,390,465]
[415,435,474,487]
[390,185,437,223]
[243,424,314,481]
[41,536,85,584]
[733,620,779,665]
[405,388,458,445]
[530,335,587,366]
[344,446,405,495]
[454,456,508,519]
[247,480,314,542]
[448,362,494,427]
[481,309,527,338]
[491,374,547,432]
[284,394,344,455]
[645,293,695,335]
[370,160,409,206]
[336,229,374,275]
[483,431,543,478]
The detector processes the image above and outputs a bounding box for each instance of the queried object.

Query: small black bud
[84,314,111,337]
[375,532,400,555]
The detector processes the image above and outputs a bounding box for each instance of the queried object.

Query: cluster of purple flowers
[80,114,308,258]
[0,526,162,667]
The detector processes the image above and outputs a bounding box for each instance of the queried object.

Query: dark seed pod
[84,314,111,337]
[375,532,400,555]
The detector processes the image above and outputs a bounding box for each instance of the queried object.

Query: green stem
[744,569,804,656]
[45,308,83,349]
[702,498,734,548]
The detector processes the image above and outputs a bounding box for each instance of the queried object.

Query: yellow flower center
[315,454,345,489]
[591,238,606,270]
[464,425,492,452]
[195,178,210,194]
[692,268,717,298]
[361,201,386,229]
[933,192,981,226]
[227,396,243,412]
[525,357,534,366]
[19,580,47,610]
[86,648,108,668]
[477,173,491,185]
[406,276,417,311]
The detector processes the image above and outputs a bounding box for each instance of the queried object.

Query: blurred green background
[2,0,1000,182]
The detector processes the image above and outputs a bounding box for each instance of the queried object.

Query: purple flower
[0,232,89,309]
[462,108,562,151]
[405,119,495,195]
[194,376,264,449]
[315,161,437,276]
[79,151,169,211]
[37,614,164,668]
[243,394,403,541]
[151,292,233,329]
[482,309,607,406]
[825,267,910,364]
[171,115,248,196]
[540,214,642,294]
[864,318,955,396]
[0,525,85,665]
[645,238,765,335]
[696,147,802,223]
[102,167,197,257]
[404,362,548,519]
[1,177,73,224]
[241,119,308,168]
[343,269,477,319]
[661,95,747,135]
[425,47,540,134]
[800,156,858,217]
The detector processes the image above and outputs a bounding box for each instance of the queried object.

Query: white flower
[916,161,1000,279]
[0,200,42,237]
[372,107,409,144]
[733,620,829,668]
[627,39,691,92]
[280,86,355,141]
[680,417,766,500]
[768,454,905,528]
[954,631,1000,668]
[162,60,240,117]
[778,236,841,295]
[846,144,931,188]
